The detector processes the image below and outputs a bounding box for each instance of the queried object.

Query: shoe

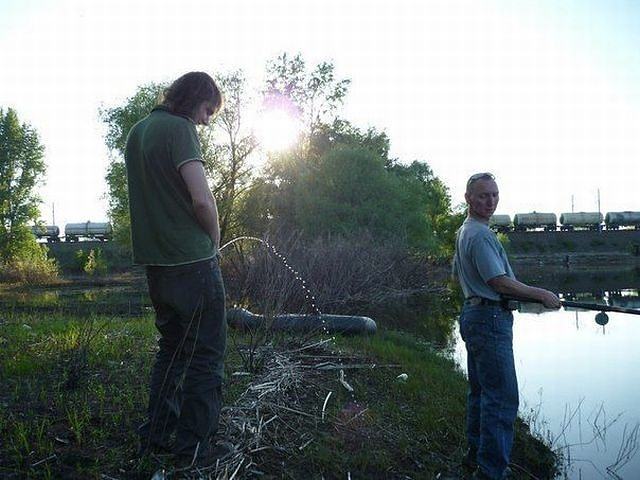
[175,441,234,468]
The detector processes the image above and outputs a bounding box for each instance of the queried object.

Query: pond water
[454,268,640,479]
[0,282,151,315]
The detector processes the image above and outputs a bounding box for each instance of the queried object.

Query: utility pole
[52,203,55,226]
[597,189,602,232]
[571,194,574,213]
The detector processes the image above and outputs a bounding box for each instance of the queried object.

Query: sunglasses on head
[466,172,495,188]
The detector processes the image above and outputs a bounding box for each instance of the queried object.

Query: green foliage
[294,145,405,238]
[0,108,46,262]
[74,248,87,271]
[389,160,460,255]
[308,119,392,163]
[202,71,257,242]
[83,248,108,276]
[264,53,351,137]
[497,232,511,252]
[251,136,458,254]
[0,238,58,285]
[74,248,108,275]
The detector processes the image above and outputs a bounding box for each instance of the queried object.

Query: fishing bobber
[595,312,609,326]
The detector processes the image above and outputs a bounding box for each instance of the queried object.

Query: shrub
[497,232,511,253]
[74,249,87,271]
[0,243,58,285]
[83,249,108,276]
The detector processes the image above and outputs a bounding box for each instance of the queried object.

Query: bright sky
[1,0,639,229]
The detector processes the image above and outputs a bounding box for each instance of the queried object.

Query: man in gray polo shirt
[453,172,560,480]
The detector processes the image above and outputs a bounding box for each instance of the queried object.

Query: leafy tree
[264,53,351,141]
[308,118,392,164]
[245,55,352,233]
[290,145,454,252]
[0,107,46,261]
[244,119,458,254]
[293,145,403,238]
[200,71,257,242]
[390,161,460,254]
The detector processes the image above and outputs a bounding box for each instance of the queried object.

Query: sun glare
[255,108,301,152]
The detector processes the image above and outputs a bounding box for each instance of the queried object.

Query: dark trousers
[459,304,518,480]
[140,258,226,458]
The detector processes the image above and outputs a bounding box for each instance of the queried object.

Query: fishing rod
[560,300,640,316]
[504,297,640,316]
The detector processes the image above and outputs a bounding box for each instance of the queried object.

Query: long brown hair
[162,72,222,119]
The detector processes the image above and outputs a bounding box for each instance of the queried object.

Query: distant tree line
[100,53,463,258]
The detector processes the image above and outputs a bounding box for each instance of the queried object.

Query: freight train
[489,211,640,232]
[31,222,112,242]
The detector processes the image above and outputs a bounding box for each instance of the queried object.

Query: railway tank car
[64,222,113,242]
[604,211,640,230]
[513,212,557,231]
[30,225,61,242]
[559,212,603,231]
[489,214,512,233]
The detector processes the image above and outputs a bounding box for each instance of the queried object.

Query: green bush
[497,232,511,252]
[83,249,108,276]
[74,249,87,271]
[0,242,58,285]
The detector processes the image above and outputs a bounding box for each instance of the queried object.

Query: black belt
[464,297,503,307]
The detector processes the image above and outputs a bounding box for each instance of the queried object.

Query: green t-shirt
[124,106,215,265]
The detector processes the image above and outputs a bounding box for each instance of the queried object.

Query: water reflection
[0,284,151,316]
[455,269,640,479]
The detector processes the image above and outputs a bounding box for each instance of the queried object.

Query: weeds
[0,240,59,286]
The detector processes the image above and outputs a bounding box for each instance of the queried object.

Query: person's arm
[179,160,220,250]
[488,275,561,309]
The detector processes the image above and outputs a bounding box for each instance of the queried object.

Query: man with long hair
[125,71,228,465]
[453,172,560,479]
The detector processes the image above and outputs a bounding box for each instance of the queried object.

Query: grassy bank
[0,310,558,479]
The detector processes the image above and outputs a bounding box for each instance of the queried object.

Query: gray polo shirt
[453,217,514,301]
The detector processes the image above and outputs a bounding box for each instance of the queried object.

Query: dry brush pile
[152,338,401,480]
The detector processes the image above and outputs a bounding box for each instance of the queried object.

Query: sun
[255,103,301,152]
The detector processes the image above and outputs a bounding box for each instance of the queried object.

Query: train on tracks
[489,211,640,233]
[31,221,112,242]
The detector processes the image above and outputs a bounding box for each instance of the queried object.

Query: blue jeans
[140,258,227,458]
[459,304,518,479]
